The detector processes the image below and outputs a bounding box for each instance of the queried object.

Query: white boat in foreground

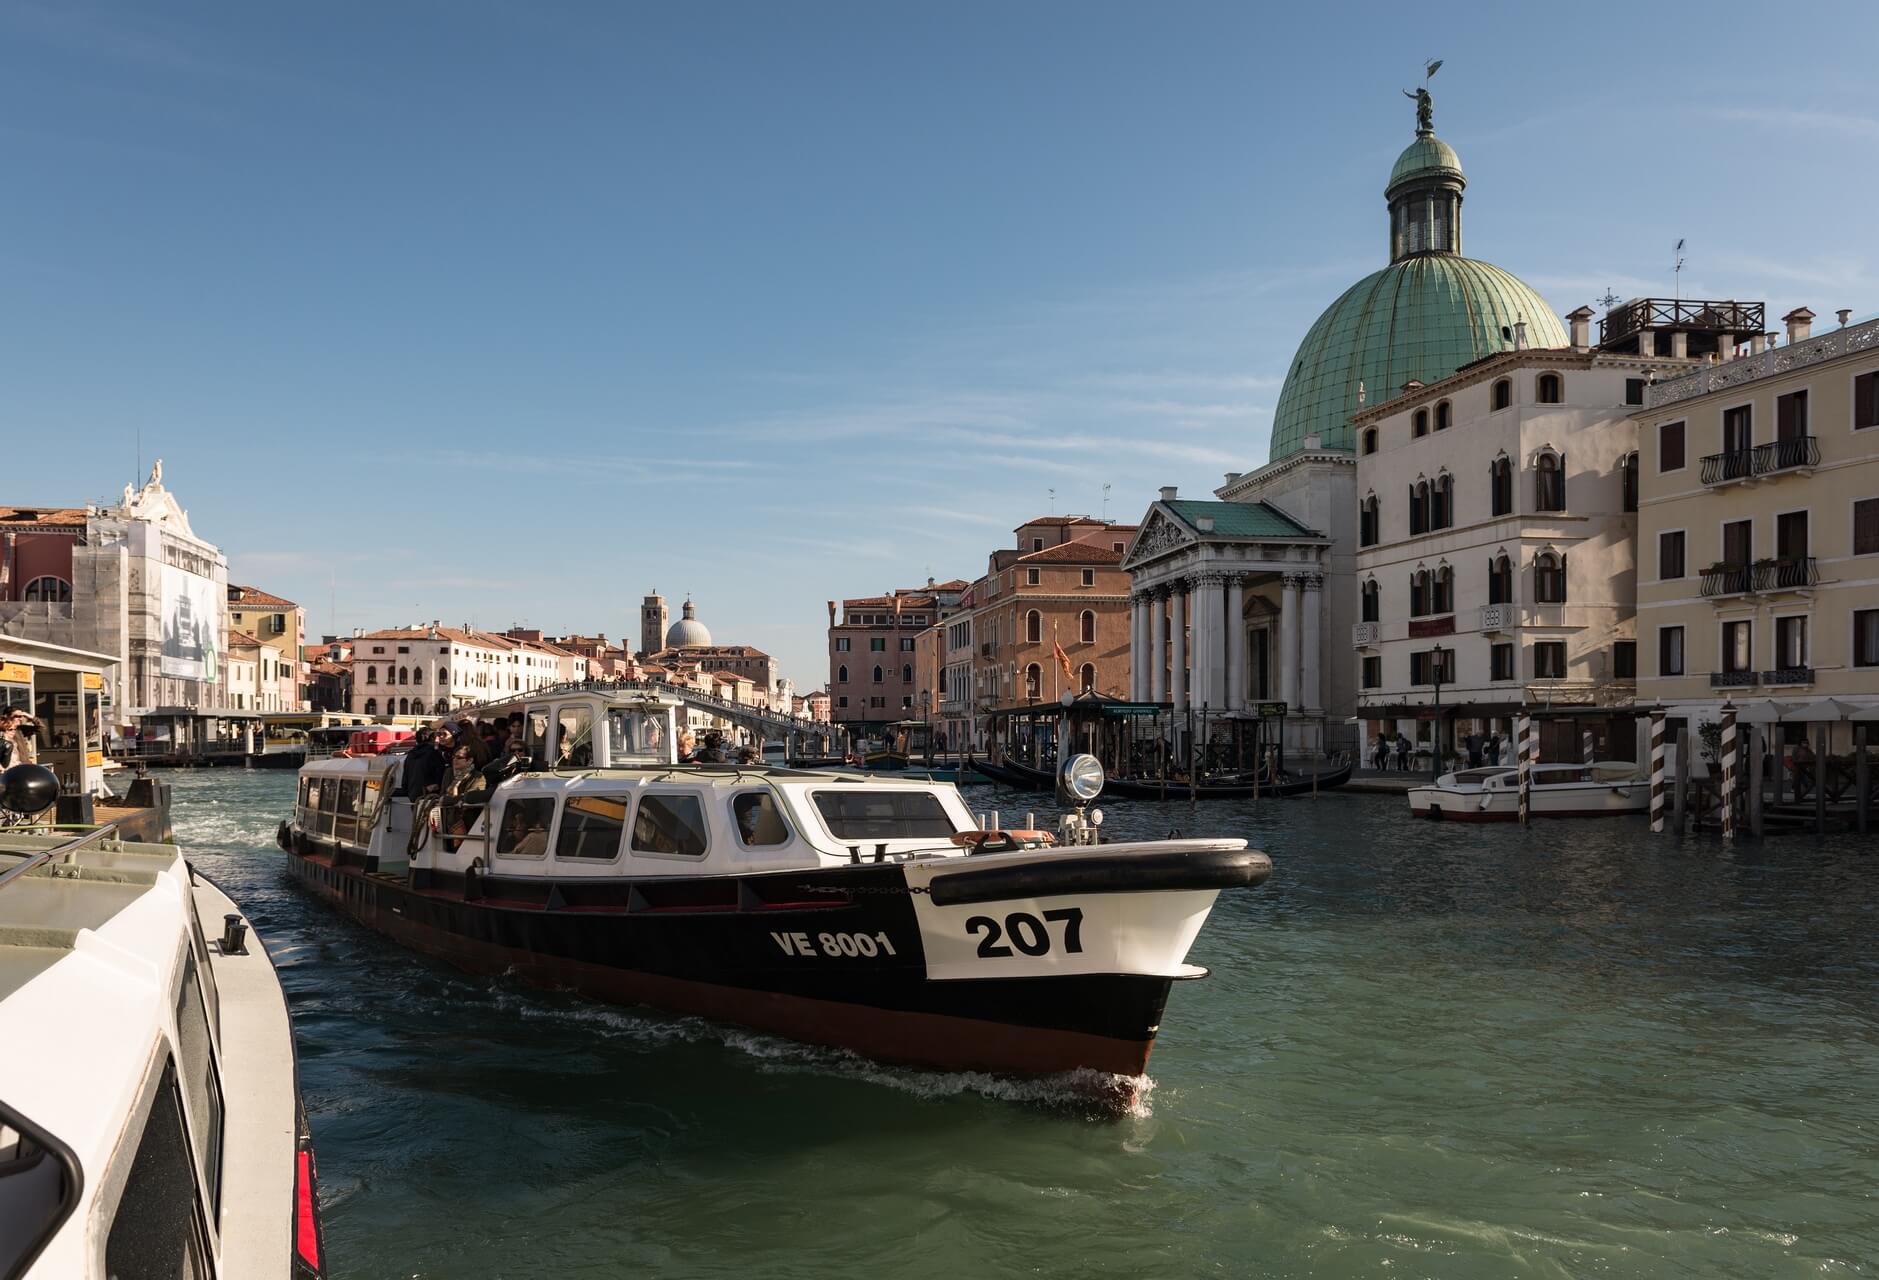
[1408,761,1649,821]
[0,765,325,1280]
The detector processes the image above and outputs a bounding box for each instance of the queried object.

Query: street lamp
[919,689,931,764]
[1430,645,1451,782]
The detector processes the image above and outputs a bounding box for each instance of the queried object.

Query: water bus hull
[1408,763,1649,821]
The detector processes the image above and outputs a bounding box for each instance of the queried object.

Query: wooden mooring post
[1858,724,1871,836]
[1673,728,1691,834]
[1746,721,1765,838]
[1815,723,1828,835]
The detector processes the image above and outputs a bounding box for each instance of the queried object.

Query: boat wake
[500,989,1155,1119]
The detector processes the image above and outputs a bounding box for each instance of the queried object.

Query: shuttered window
[1660,420,1685,471]
[1855,372,1879,430]
[1855,498,1879,556]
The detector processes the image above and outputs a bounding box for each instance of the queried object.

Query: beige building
[226,585,305,711]
[1637,308,1879,743]
[1350,311,1697,761]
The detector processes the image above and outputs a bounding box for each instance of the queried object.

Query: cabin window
[525,709,550,761]
[556,707,593,767]
[495,797,556,857]
[174,949,225,1222]
[104,1057,212,1279]
[731,792,791,846]
[632,793,710,857]
[608,710,666,763]
[812,790,955,840]
[555,793,630,860]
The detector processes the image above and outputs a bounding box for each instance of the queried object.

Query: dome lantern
[664,597,713,649]
[1386,90,1465,262]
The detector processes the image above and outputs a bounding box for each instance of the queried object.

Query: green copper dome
[1265,96,1564,462]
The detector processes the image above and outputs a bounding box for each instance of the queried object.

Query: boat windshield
[812,790,956,840]
[607,708,667,764]
[1450,769,1508,784]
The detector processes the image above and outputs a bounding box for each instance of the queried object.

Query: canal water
[169,769,1876,1278]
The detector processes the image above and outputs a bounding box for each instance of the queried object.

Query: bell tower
[640,591,668,657]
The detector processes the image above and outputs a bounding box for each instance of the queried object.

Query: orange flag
[1052,640,1074,684]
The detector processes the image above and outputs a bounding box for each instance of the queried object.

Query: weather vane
[1403,58,1442,133]
[1597,288,1621,310]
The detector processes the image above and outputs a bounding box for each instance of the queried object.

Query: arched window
[1079,610,1095,644]
[1535,551,1567,603]
[1360,494,1380,547]
[901,664,912,683]
[1414,408,1429,438]
[1434,565,1454,614]
[1489,554,1513,604]
[1535,451,1565,512]
[1490,457,1514,516]
[397,666,408,685]
[1411,480,1430,535]
[1362,427,1378,455]
[22,576,71,602]
[1435,400,1451,430]
[1536,372,1563,404]
[1025,664,1042,700]
[1410,569,1431,617]
[1433,473,1453,529]
[1361,579,1380,623]
[365,665,378,684]
[397,697,410,714]
[410,699,426,716]
[872,665,883,683]
[1025,610,1041,644]
[437,668,449,686]
[1079,663,1095,693]
[1492,378,1513,411]
[364,698,377,714]
[838,664,848,682]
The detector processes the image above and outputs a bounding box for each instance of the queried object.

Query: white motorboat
[1408,761,1649,821]
[0,765,325,1280]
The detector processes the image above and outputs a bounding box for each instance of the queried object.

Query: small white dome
[665,598,712,649]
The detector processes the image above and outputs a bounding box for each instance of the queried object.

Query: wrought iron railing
[1699,566,1753,597]
[1710,670,1759,688]
[1762,667,1815,686]
[1755,557,1818,591]
[1700,449,1757,485]
[1756,436,1819,473]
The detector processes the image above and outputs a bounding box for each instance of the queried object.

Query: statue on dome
[1403,86,1433,134]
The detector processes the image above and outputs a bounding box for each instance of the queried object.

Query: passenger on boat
[441,746,488,849]
[697,731,728,764]
[480,734,531,791]
[736,745,761,765]
[401,728,448,798]
[677,730,698,763]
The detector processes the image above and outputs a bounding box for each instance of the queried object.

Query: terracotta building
[827,579,969,738]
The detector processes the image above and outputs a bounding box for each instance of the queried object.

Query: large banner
[160,563,221,681]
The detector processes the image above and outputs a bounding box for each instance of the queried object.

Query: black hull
[975,756,1352,800]
[278,832,1207,1079]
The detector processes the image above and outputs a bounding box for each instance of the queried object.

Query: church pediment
[1122,509,1192,568]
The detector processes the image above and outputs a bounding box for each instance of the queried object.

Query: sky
[6,1,1878,685]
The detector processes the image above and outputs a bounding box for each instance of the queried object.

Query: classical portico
[1124,489,1334,752]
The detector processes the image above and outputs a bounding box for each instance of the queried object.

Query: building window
[1079,610,1095,644]
[1490,643,1515,681]
[1622,452,1639,512]
[365,666,378,684]
[1409,569,1430,617]
[1774,616,1808,670]
[1536,372,1563,403]
[1855,610,1879,667]
[22,576,71,602]
[869,637,885,651]
[1534,641,1566,679]
[1410,480,1429,535]
[410,699,426,715]
[1360,494,1379,547]
[364,698,377,713]
[1433,566,1453,614]
[834,637,850,651]
[1024,664,1041,700]
[1722,620,1752,674]
[837,665,848,682]
[1776,389,1809,441]
[1079,569,1095,587]
[398,698,410,714]
[1534,452,1565,512]
[1414,408,1429,437]
[1361,655,1381,688]
[1362,428,1378,455]
[1490,457,1513,516]
[1660,421,1685,471]
[900,637,915,652]
[1659,530,1685,580]
[1435,400,1451,430]
[901,664,912,683]
[1026,610,1041,644]
[1488,554,1512,604]
[1031,538,1044,552]
[1856,371,1879,430]
[1360,579,1379,623]
[870,696,885,709]
[837,695,849,708]
[1534,552,1566,604]
[1613,641,1636,679]
[1026,568,1040,586]
[1625,378,1646,406]
[1433,474,1453,529]
[1854,498,1879,555]
[1410,649,1452,685]
[872,665,883,683]
[1492,378,1512,410]
[1659,625,1685,677]
[1079,663,1095,693]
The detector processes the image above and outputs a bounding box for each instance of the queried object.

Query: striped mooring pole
[1516,711,1533,825]
[1719,702,1738,842]
[1582,728,1596,765]
[1649,706,1667,834]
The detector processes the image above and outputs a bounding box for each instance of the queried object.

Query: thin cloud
[1706,107,1879,141]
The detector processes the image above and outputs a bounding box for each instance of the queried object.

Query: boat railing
[0,821,125,893]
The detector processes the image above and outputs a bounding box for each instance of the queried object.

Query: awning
[1776,697,1866,723]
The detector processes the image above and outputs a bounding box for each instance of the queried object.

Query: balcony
[1700,437,1820,486]
[1351,621,1380,648]
[1762,667,1815,687]
[1710,670,1759,688]
[1478,602,1513,634]
[1699,448,1757,486]
[1755,556,1817,592]
[1699,566,1754,597]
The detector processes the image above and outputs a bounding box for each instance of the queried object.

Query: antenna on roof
[1102,482,1111,520]
[1673,238,1686,303]
[1048,487,1056,513]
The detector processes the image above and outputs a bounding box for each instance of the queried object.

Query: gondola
[972,754,1352,799]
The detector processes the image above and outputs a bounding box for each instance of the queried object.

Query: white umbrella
[1846,702,1879,722]
[1778,697,1860,723]
[1731,699,1795,724]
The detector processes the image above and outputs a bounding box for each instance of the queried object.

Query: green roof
[1165,499,1321,539]
[1267,256,1566,462]
[1388,133,1463,193]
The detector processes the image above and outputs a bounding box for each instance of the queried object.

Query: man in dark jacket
[400,728,448,798]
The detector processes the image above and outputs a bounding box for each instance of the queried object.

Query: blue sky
[6,1,1877,685]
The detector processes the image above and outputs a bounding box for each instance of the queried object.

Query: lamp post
[1430,646,1451,783]
[919,689,931,765]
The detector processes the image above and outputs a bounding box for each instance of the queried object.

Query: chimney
[826,600,836,626]
[1158,486,1178,501]
[1669,331,1688,359]
[1566,305,1594,350]
[1783,307,1815,344]
[1838,309,1853,328]
[1750,332,1768,354]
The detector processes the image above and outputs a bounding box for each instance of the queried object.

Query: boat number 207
[966,909,1084,958]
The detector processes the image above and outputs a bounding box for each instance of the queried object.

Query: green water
[172,770,1878,1278]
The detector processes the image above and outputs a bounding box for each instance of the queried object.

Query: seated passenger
[677,730,699,763]
[697,731,728,764]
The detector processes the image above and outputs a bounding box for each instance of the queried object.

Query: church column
[1226,575,1247,712]
[1302,573,1324,712]
[1279,574,1300,711]
[1142,586,1157,699]
[1128,593,1145,702]
[1192,573,1221,711]
[1169,584,1187,712]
